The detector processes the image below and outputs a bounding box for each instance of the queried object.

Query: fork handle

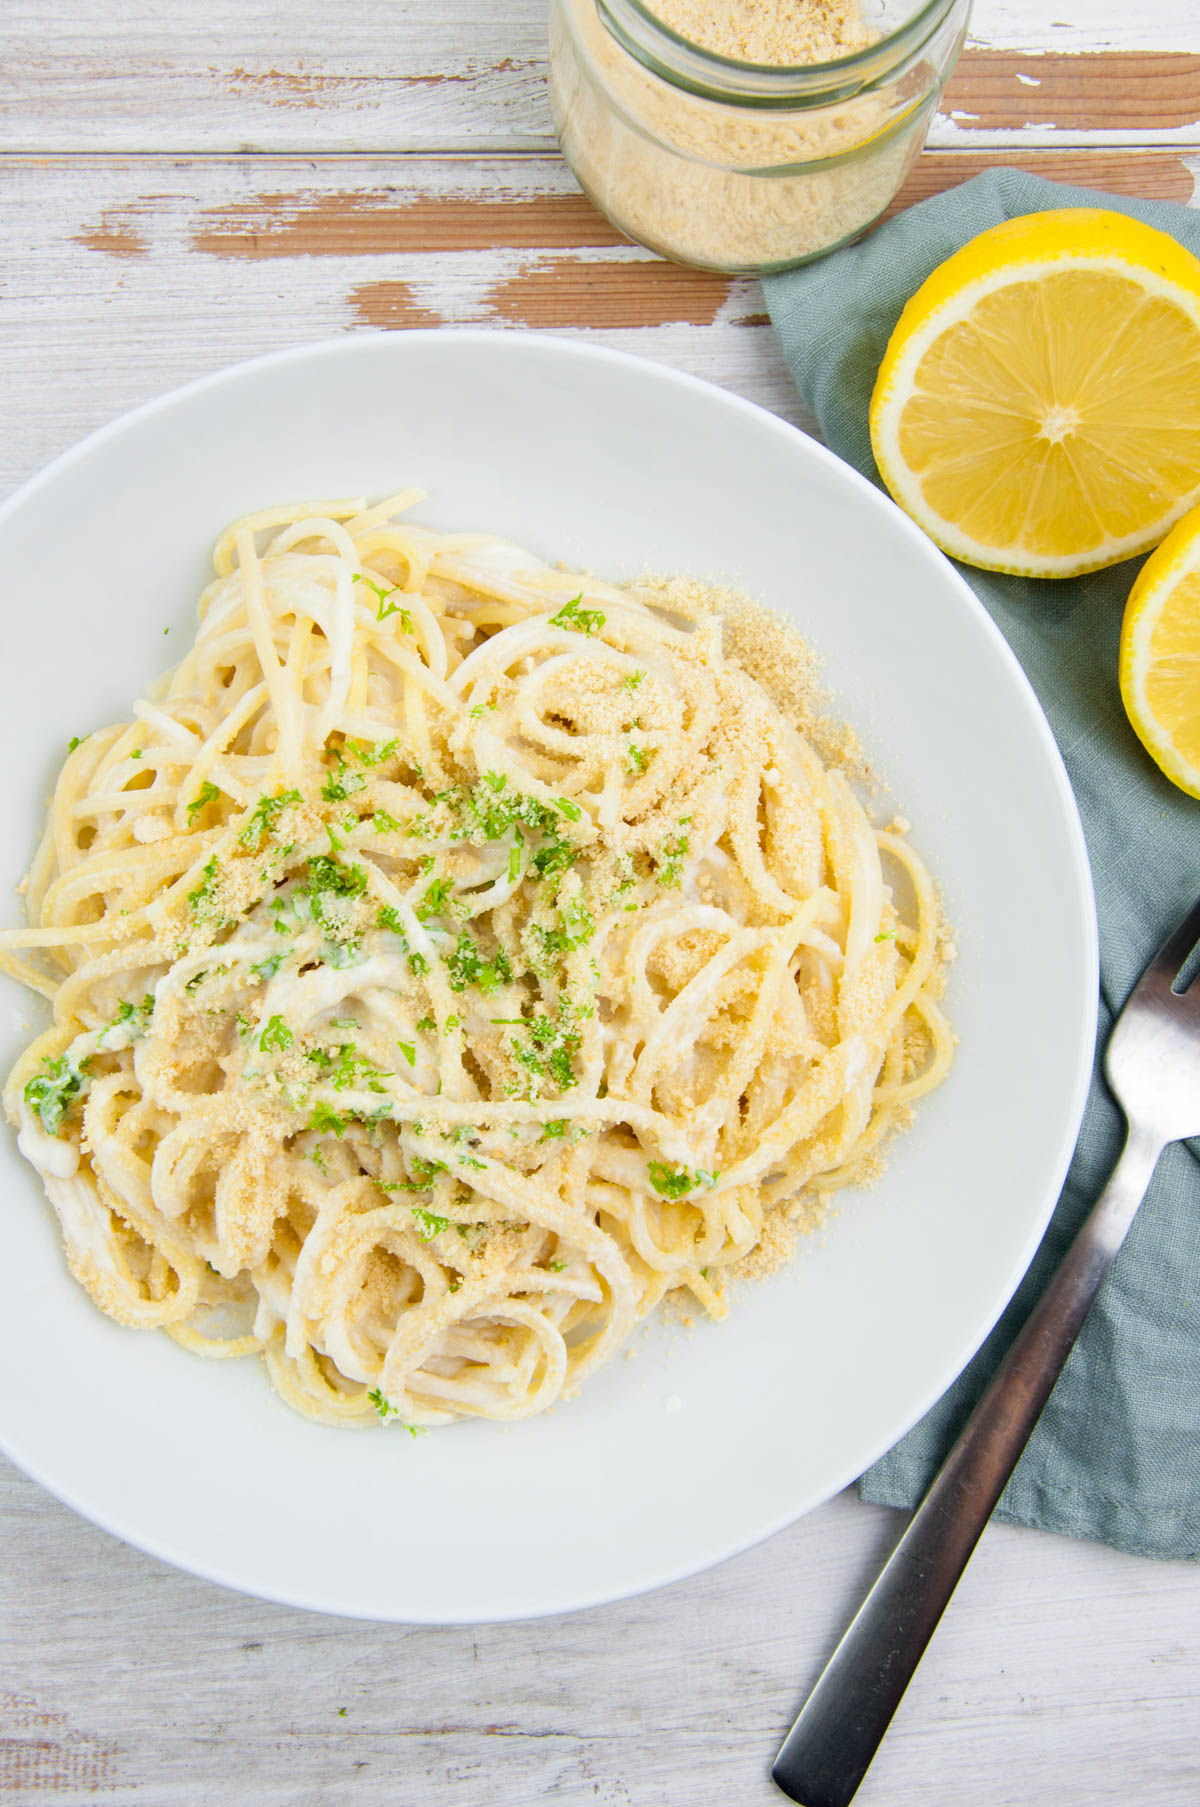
[772,1122,1165,1807]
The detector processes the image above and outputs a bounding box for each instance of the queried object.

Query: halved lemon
[1119,500,1200,798]
[870,209,1200,578]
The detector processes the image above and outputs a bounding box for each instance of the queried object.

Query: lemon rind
[870,231,1200,580]
[1119,508,1200,800]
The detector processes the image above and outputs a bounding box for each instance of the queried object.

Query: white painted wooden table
[2,4,1199,1801]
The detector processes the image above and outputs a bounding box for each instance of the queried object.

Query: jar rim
[597,0,961,103]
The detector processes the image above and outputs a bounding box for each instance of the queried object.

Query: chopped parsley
[655,825,690,889]
[307,1041,390,1094]
[416,876,454,920]
[186,780,221,824]
[397,1041,416,1068]
[103,994,155,1040]
[350,737,399,768]
[414,780,579,888]
[23,1054,90,1136]
[302,855,369,941]
[499,1007,582,1093]
[874,928,895,943]
[320,764,367,804]
[549,594,606,637]
[647,1161,718,1199]
[260,1015,293,1052]
[67,734,90,754]
[367,1390,425,1435]
[251,952,283,983]
[353,573,413,631]
[238,789,302,850]
[380,1154,448,1193]
[410,1205,451,1241]
[309,1102,348,1137]
[187,856,220,916]
[530,838,577,881]
[623,670,645,692]
[374,905,429,977]
[534,895,594,961]
[446,930,512,997]
[335,1044,389,1093]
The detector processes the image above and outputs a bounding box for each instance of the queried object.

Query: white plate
[0,332,1096,1623]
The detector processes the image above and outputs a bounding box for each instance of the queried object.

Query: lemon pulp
[871,211,1200,577]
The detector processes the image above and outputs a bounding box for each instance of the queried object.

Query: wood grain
[0,144,1195,496]
[374,257,734,327]
[180,155,1200,271]
[0,1460,1197,1807]
[4,4,1200,152]
[885,149,1198,216]
[33,151,1193,357]
[0,156,812,500]
[942,51,1200,132]
[190,191,630,258]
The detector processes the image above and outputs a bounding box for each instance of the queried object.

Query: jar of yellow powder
[548,0,971,273]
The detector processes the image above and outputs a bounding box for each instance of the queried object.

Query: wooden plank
[3,3,1200,152]
[79,152,1200,273]
[0,155,806,501]
[886,149,1198,216]
[940,50,1200,133]
[189,191,631,258]
[177,153,1199,268]
[972,0,1199,54]
[0,0,551,152]
[359,258,734,328]
[1,146,1197,503]
[1,1459,1198,1807]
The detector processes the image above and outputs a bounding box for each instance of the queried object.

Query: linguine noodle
[1,492,953,1430]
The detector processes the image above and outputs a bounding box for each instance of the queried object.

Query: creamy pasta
[1,492,952,1429]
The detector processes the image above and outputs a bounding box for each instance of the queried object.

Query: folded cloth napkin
[765,168,1200,1561]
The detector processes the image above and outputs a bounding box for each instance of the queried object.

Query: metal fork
[772,892,1200,1807]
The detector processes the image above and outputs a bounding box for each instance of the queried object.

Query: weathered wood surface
[1,1463,1198,1806]
[2,145,1198,501]
[4,1,1200,150]
[2,1,1200,1803]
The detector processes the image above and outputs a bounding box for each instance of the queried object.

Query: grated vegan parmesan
[548,0,969,272]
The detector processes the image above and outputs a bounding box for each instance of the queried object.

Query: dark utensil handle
[771,1125,1163,1807]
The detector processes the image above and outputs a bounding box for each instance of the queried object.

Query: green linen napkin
[765,168,1200,1561]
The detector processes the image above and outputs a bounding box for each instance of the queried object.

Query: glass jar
[548,0,971,275]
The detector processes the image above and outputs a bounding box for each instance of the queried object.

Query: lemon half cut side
[1120,501,1200,800]
[870,209,1200,578]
